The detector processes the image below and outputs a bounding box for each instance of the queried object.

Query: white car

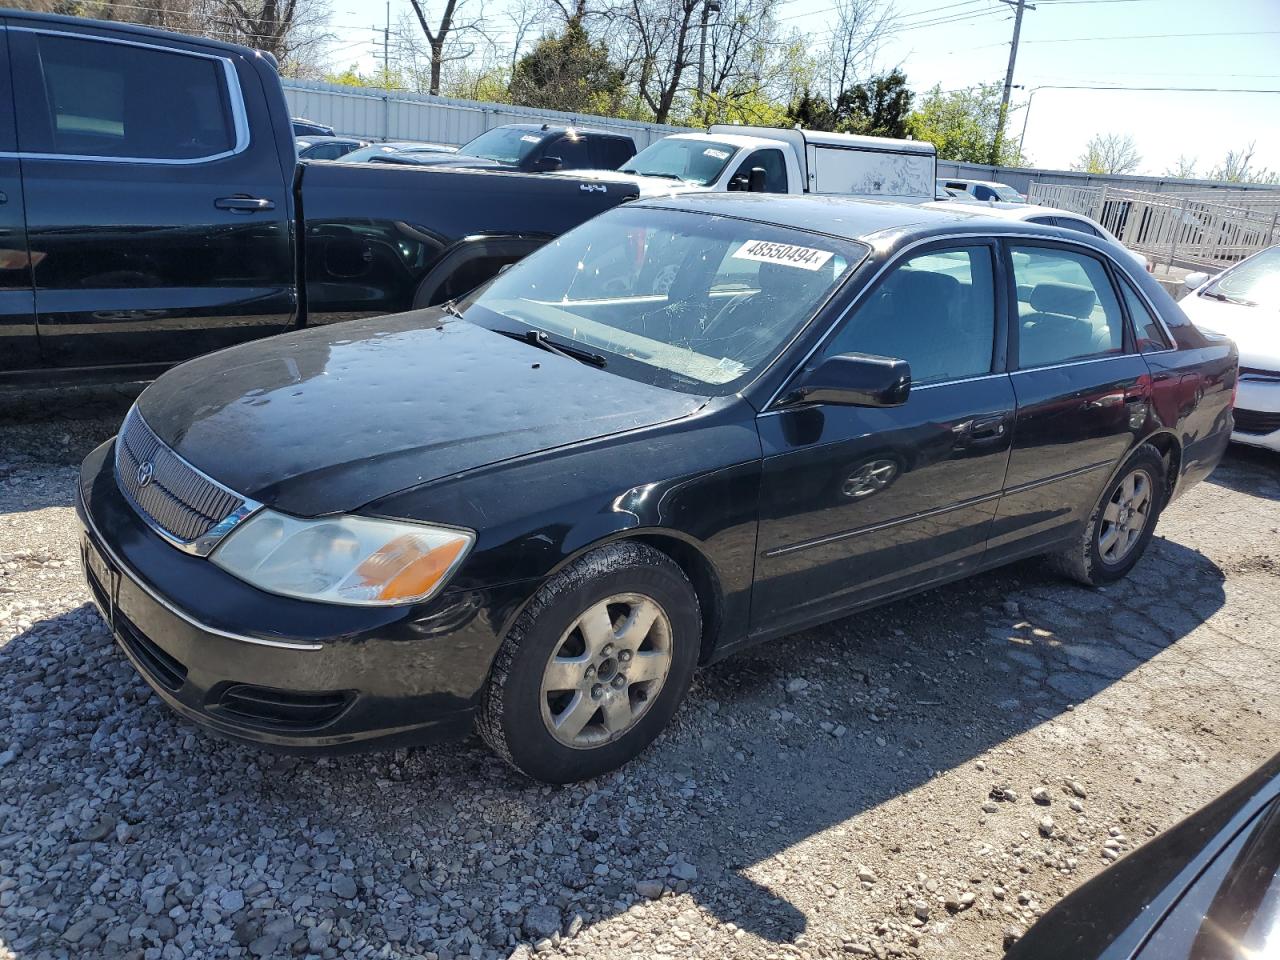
[1178,245,1280,452]
[924,201,1152,274]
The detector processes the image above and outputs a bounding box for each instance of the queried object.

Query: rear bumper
[77,440,536,753]
[1231,378,1280,452]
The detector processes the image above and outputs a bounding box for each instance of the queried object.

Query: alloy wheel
[1098,468,1153,564]
[539,593,673,749]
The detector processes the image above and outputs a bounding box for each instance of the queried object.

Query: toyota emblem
[136,461,155,487]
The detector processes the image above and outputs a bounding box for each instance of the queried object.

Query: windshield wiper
[492,328,607,368]
[440,300,465,319]
[1203,291,1255,306]
[622,169,686,181]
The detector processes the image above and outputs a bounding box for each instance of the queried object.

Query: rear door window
[546,135,591,169]
[19,32,237,161]
[1055,217,1102,238]
[593,137,634,169]
[1010,245,1126,368]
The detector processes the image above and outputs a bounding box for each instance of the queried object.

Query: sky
[323,0,1280,177]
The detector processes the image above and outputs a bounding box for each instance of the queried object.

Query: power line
[1021,83,1280,93]
[1021,29,1280,42]
[778,0,993,26]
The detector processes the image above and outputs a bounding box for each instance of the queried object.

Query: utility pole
[382,1,391,141]
[383,1,390,80]
[696,0,721,105]
[990,0,1034,165]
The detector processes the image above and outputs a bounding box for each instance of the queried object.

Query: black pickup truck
[0,10,637,387]
[371,123,637,173]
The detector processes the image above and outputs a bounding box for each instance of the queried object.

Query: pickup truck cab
[0,11,637,388]
[383,123,637,173]
[562,125,937,203]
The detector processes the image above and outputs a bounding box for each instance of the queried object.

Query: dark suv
[370,123,636,173]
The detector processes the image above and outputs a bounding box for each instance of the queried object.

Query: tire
[478,541,701,783]
[1049,444,1167,587]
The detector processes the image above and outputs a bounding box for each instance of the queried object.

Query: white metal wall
[282,79,689,149]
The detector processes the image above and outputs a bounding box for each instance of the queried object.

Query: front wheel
[478,542,700,783]
[1049,445,1167,586]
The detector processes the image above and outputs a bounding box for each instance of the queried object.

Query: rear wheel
[1049,445,1166,586]
[478,542,700,783]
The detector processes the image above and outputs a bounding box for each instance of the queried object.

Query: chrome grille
[114,407,248,550]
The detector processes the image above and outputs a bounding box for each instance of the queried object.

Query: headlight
[209,510,474,606]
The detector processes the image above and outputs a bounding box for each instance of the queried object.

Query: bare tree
[702,0,780,97]
[210,0,333,67]
[610,0,701,123]
[1072,132,1142,175]
[407,0,489,95]
[822,0,893,104]
[1210,142,1280,185]
[1163,155,1199,180]
[10,0,332,66]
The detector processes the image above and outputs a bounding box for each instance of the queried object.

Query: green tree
[509,17,625,115]
[907,83,1022,165]
[786,87,836,131]
[323,64,408,91]
[838,68,913,138]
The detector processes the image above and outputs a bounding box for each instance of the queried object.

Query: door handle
[0,191,7,204]
[215,196,276,213]
[1123,389,1148,404]
[967,415,1007,441]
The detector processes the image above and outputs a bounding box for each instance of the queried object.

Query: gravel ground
[1,386,1278,960]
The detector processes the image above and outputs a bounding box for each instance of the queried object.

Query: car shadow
[1205,445,1279,500]
[0,530,1227,956]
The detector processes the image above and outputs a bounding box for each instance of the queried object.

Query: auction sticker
[732,239,834,271]
[703,148,730,160]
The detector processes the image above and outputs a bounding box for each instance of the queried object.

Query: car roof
[633,193,1070,244]
[494,123,626,139]
[924,200,1071,220]
[2,6,259,57]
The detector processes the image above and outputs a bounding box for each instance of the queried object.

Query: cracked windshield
[463,207,865,393]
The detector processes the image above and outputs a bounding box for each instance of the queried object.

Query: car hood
[1178,293,1280,369]
[136,311,706,517]
[549,168,711,198]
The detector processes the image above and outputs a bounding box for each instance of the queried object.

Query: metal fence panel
[1030,181,1280,269]
[281,79,690,149]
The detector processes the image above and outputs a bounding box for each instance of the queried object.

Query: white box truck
[556,125,937,203]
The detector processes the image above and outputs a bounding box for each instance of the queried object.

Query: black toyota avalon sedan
[77,195,1236,783]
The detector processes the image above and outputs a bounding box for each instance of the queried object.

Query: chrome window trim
[79,486,321,651]
[1,26,250,165]
[763,490,1003,558]
[763,229,1181,410]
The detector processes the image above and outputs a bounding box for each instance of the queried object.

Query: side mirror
[1183,271,1210,291]
[780,353,911,408]
[747,166,768,193]
[536,155,563,172]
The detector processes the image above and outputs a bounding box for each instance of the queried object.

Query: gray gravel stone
[522,904,561,939]
[635,879,664,900]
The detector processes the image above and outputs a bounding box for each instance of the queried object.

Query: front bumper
[1232,377,1280,453]
[77,440,536,752]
